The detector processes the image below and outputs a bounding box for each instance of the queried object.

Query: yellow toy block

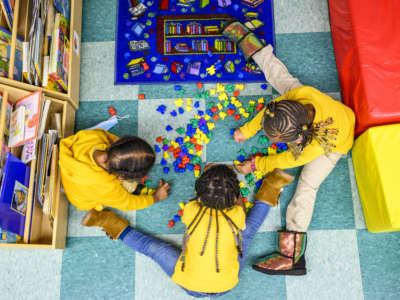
[184,136,190,142]
[163,151,170,159]
[249,100,256,105]
[268,147,277,155]
[186,98,192,105]
[194,170,200,177]
[218,92,228,101]
[243,112,250,118]
[206,65,216,76]
[258,97,264,104]
[178,202,185,209]
[204,115,211,121]
[239,182,245,188]
[235,84,245,90]
[217,83,225,92]
[233,160,240,165]
[219,111,227,120]
[217,103,223,110]
[207,122,215,130]
[174,98,184,107]
[209,89,216,96]
[352,124,400,233]
[185,106,192,112]
[195,114,201,119]
[196,150,203,156]
[189,149,195,154]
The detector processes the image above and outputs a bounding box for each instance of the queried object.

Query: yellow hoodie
[240,86,355,173]
[59,129,154,211]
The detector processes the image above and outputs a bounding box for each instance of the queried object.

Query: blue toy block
[228,104,236,110]
[187,154,193,160]
[181,145,188,154]
[237,155,245,162]
[256,179,264,189]
[162,144,169,151]
[173,161,178,167]
[260,83,268,90]
[178,107,185,114]
[154,145,161,152]
[176,137,184,145]
[187,164,194,171]
[199,125,209,134]
[198,118,206,126]
[163,167,170,174]
[230,128,236,135]
[156,105,167,114]
[170,110,177,117]
[174,85,182,91]
[194,101,200,108]
[197,110,204,116]
[161,158,167,165]
[173,215,181,222]
[176,157,182,164]
[206,109,214,116]
[166,125,173,131]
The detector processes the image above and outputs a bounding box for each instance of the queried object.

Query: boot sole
[81,210,95,226]
[274,168,295,183]
[252,264,306,276]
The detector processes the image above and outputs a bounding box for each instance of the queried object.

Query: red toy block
[196,82,203,89]
[156,136,163,143]
[190,137,197,144]
[141,176,148,183]
[108,106,116,116]
[138,94,145,100]
[168,146,174,152]
[210,106,218,113]
[234,114,241,120]
[233,90,239,96]
[178,163,186,169]
[178,209,184,216]
[194,144,203,151]
[271,144,278,150]
[256,103,264,111]
[194,164,201,170]
[213,115,219,121]
[227,109,235,116]
[242,197,248,203]
[167,220,175,228]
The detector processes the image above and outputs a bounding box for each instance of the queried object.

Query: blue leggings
[120,201,271,298]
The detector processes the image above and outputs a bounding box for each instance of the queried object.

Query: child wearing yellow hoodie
[222,20,355,276]
[59,129,170,212]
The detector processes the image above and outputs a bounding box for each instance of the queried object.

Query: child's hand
[153,180,170,203]
[235,160,252,174]
[233,129,247,143]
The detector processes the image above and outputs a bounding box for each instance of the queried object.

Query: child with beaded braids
[59,129,170,212]
[222,20,356,276]
[80,164,293,297]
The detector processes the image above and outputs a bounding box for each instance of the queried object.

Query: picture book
[49,13,69,92]
[0,152,31,236]
[12,90,42,147]
[7,105,25,148]
[0,26,24,80]
[0,227,22,243]
[53,0,70,21]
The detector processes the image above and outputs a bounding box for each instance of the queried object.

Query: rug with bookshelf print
[115,0,275,84]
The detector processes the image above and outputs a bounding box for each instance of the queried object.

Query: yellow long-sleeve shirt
[240,86,355,173]
[59,129,154,211]
[171,201,246,293]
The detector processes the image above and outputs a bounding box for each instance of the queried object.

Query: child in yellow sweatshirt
[222,20,355,276]
[81,164,293,297]
[59,129,170,212]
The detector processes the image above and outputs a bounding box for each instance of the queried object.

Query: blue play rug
[115,0,275,84]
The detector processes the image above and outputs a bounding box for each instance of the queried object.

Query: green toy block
[206,132,213,139]
[184,142,194,149]
[248,181,255,187]
[144,180,152,188]
[262,148,269,155]
[223,100,230,107]
[258,135,269,145]
[202,91,210,99]
[176,127,185,135]
[207,101,215,109]
[190,119,199,127]
[177,89,185,95]
[191,156,202,165]
[240,187,250,197]
[245,174,254,182]
[226,84,235,92]
[238,149,247,157]
[162,138,169,145]
[251,146,258,155]
[195,93,201,99]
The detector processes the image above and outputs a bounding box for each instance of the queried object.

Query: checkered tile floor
[1,1,399,299]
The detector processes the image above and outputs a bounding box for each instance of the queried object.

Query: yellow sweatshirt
[171,201,246,293]
[240,86,355,173]
[59,129,154,211]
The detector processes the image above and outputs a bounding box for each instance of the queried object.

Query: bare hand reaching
[234,160,253,175]
[233,128,247,143]
[153,180,170,203]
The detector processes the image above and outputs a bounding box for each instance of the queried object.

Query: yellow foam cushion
[352,124,400,232]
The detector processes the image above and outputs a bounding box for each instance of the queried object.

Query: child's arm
[253,45,303,96]
[255,142,325,174]
[237,108,266,140]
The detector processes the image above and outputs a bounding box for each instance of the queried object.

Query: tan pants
[286,152,343,232]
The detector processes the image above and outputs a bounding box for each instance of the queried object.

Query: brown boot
[81,209,129,240]
[256,168,294,206]
[252,230,307,276]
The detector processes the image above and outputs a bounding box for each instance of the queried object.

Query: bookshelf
[0,0,82,110]
[0,84,74,249]
[156,14,236,56]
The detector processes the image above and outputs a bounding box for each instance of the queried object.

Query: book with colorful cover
[49,13,69,92]
[0,152,30,236]
[0,26,24,80]
[7,105,25,148]
[53,0,70,21]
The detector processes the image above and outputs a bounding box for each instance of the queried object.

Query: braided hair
[263,100,314,150]
[106,136,155,180]
[180,164,243,273]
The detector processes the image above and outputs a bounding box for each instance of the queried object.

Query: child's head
[262,100,313,148]
[195,164,240,209]
[106,136,155,180]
